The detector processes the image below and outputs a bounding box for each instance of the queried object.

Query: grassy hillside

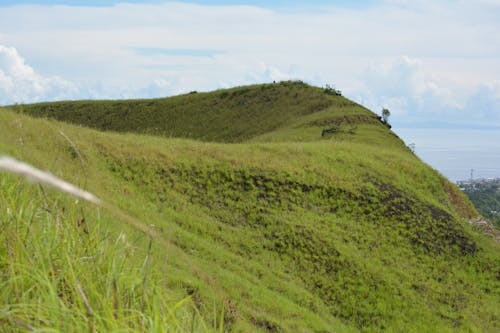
[12,81,381,143]
[1,83,499,332]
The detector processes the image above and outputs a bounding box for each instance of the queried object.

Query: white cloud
[243,62,295,83]
[360,57,450,113]
[0,44,78,105]
[0,1,498,127]
[464,84,500,123]
[354,56,500,127]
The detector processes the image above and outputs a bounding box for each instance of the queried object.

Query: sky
[0,0,499,180]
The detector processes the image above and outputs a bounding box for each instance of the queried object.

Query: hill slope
[13,81,382,143]
[1,83,499,332]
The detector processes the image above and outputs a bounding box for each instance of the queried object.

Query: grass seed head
[0,156,101,205]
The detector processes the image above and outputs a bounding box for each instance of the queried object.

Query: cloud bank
[356,56,500,128]
[0,1,498,128]
[0,45,77,105]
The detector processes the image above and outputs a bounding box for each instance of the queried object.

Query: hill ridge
[1,83,499,332]
[12,81,388,143]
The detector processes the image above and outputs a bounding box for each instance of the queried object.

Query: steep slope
[1,84,499,332]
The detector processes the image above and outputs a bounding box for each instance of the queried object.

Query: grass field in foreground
[1,82,499,332]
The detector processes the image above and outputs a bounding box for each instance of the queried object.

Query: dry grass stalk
[0,156,101,205]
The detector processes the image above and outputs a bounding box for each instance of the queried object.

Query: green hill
[12,81,382,143]
[1,82,499,332]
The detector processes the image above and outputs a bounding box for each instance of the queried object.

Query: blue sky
[0,0,374,7]
[0,0,499,179]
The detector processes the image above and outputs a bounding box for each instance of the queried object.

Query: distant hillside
[459,178,500,227]
[1,83,499,332]
[12,81,383,143]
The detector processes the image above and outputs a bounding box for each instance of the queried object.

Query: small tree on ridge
[381,108,391,124]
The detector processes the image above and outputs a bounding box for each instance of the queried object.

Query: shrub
[324,84,342,96]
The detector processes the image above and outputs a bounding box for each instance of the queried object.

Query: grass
[0,174,218,332]
[1,82,499,332]
[12,81,375,143]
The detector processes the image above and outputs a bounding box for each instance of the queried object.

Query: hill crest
[12,81,387,143]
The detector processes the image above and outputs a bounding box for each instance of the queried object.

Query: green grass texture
[1,81,499,332]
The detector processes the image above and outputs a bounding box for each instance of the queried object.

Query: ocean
[394,128,500,182]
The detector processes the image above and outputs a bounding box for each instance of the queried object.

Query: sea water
[394,128,500,182]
